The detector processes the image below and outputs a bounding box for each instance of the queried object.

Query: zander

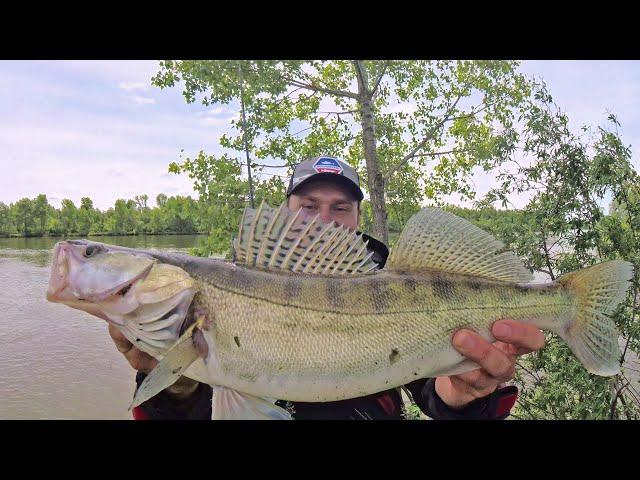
[46,203,634,418]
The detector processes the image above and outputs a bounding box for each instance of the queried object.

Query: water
[0,235,206,419]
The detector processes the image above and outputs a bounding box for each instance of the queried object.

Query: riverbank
[0,231,208,239]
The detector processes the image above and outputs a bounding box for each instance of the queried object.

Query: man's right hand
[108,324,199,401]
[108,323,158,374]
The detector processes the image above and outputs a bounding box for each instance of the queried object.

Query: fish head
[46,240,155,318]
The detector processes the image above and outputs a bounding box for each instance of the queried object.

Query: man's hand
[108,324,199,401]
[435,319,545,409]
[108,324,158,374]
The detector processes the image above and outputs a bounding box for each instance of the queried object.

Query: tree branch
[353,60,369,99]
[446,98,501,123]
[609,378,629,419]
[516,360,542,383]
[281,74,359,100]
[318,109,359,117]
[411,147,477,158]
[252,163,290,168]
[370,61,391,99]
[383,94,463,181]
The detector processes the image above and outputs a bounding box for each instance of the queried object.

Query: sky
[1,60,639,210]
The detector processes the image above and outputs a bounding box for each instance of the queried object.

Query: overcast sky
[1,60,638,210]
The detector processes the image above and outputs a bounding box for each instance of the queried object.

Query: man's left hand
[435,319,545,409]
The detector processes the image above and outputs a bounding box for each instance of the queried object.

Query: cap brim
[287,172,364,201]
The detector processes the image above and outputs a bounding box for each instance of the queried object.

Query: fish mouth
[46,253,154,304]
[81,262,154,303]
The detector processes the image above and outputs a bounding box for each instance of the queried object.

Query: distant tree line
[0,193,206,237]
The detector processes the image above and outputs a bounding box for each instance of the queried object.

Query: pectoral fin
[128,320,202,411]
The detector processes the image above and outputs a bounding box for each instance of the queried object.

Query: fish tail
[555,260,634,376]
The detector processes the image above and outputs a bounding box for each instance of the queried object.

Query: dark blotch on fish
[432,275,455,300]
[469,279,482,291]
[234,336,241,348]
[326,280,345,310]
[403,278,418,293]
[369,278,397,312]
[389,348,399,364]
[283,276,302,303]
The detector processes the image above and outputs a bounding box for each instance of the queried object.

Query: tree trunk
[355,61,388,244]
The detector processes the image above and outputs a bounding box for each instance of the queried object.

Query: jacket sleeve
[404,378,518,420]
[131,372,213,420]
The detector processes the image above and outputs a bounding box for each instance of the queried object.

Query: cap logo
[313,157,343,175]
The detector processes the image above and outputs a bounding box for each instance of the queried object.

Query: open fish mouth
[80,263,153,302]
[46,240,155,303]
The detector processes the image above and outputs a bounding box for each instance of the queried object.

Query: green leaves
[150,60,532,241]
[166,151,286,257]
[479,92,640,419]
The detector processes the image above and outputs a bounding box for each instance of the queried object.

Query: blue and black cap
[286,156,364,202]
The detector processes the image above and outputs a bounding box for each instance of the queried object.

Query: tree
[169,152,269,255]
[14,198,34,236]
[152,60,531,244]
[59,199,78,236]
[32,194,49,236]
[156,193,167,208]
[0,202,13,236]
[113,199,135,234]
[77,196,96,236]
[134,194,149,210]
[483,89,640,419]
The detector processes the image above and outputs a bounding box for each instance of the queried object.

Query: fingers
[108,323,133,354]
[441,321,544,409]
[452,369,500,393]
[434,375,499,409]
[452,330,515,382]
[108,324,157,374]
[449,373,500,400]
[492,320,545,354]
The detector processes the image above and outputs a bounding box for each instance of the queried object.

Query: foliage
[152,60,532,243]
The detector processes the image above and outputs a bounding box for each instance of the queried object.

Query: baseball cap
[286,156,364,201]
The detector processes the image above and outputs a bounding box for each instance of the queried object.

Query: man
[109,156,545,420]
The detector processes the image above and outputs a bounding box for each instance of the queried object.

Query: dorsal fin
[387,208,533,284]
[233,201,378,275]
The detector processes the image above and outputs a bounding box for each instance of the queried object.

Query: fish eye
[84,245,98,257]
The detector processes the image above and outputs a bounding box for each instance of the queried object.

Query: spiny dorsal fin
[387,208,533,284]
[233,201,378,275]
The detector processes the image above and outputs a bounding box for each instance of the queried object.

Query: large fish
[46,203,634,418]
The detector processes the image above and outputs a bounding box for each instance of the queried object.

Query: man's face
[287,180,360,231]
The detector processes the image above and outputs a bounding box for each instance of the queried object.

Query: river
[0,235,206,419]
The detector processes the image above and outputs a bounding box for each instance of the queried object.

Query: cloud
[203,106,232,116]
[385,102,418,116]
[119,81,147,91]
[131,96,156,105]
[200,116,236,127]
[55,60,160,83]
[4,60,640,213]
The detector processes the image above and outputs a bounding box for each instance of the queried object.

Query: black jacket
[132,233,518,420]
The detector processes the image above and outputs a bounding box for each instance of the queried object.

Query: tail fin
[556,260,634,376]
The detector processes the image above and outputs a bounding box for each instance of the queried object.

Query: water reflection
[0,235,207,267]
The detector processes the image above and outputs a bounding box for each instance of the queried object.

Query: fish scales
[46,203,634,413]
[178,266,576,401]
